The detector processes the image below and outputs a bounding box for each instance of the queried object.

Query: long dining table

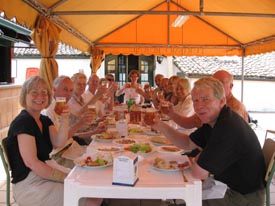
[64,122,202,206]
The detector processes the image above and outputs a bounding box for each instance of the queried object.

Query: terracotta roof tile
[173,52,275,79]
[13,43,89,57]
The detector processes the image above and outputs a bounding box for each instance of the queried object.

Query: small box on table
[112,151,139,186]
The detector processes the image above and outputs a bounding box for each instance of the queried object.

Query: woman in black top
[6,76,70,206]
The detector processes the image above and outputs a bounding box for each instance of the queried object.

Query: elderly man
[213,69,248,122]
[152,77,265,206]
[82,74,100,102]
[167,70,249,129]
[83,74,117,116]
[46,75,107,143]
[152,74,164,108]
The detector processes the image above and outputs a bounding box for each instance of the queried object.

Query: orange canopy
[1,0,275,56]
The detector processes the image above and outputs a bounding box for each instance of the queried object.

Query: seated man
[45,75,107,168]
[46,75,107,140]
[152,77,266,206]
[166,69,249,130]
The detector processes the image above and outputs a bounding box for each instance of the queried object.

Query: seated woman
[167,75,180,105]
[170,78,195,134]
[5,76,102,206]
[116,70,144,104]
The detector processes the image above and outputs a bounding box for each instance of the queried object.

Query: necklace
[72,93,84,106]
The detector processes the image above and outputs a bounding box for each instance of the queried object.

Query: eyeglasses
[29,90,48,98]
[107,78,114,81]
[77,82,86,87]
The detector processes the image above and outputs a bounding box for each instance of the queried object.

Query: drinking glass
[143,108,157,126]
[88,104,97,121]
[54,97,66,115]
[160,102,169,114]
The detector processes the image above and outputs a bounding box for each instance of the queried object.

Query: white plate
[143,128,162,136]
[113,138,137,146]
[95,146,121,153]
[149,136,173,146]
[82,163,112,169]
[92,131,120,142]
[128,126,145,134]
[152,165,180,172]
[128,134,149,141]
[93,136,117,143]
[151,157,190,172]
[124,143,154,155]
[157,146,184,154]
[74,153,113,168]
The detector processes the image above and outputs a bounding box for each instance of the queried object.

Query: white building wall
[12,58,105,85]
[12,56,275,114]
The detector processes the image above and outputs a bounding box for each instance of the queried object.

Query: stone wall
[0,84,22,139]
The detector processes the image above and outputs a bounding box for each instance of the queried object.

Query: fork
[178,163,188,182]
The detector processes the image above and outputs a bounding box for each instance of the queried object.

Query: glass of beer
[114,106,125,121]
[54,97,66,115]
[88,104,97,121]
[125,83,131,88]
[143,108,156,126]
[161,102,169,114]
[156,91,164,101]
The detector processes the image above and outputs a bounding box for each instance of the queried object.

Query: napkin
[61,141,86,160]
[202,176,227,200]
[45,159,71,174]
[50,138,74,156]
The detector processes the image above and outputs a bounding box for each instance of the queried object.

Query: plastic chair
[0,137,11,206]
[262,138,275,206]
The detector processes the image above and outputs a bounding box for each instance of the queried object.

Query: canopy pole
[241,48,245,102]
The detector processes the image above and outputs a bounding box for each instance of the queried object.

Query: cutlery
[178,162,188,182]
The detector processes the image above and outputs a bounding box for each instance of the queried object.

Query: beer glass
[54,97,66,115]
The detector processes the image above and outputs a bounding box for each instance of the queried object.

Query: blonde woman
[172,78,195,134]
[174,78,194,116]
[167,75,180,105]
[5,76,70,206]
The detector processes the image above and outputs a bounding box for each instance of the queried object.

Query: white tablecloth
[64,131,202,206]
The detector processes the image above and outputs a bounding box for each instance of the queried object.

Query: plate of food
[113,138,137,146]
[149,136,173,146]
[74,152,113,168]
[93,131,120,142]
[128,134,149,141]
[105,117,116,127]
[157,146,184,154]
[95,146,121,153]
[124,143,154,155]
[128,125,144,134]
[152,157,190,172]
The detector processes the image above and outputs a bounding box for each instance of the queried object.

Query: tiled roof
[13,42,275,79]
[173,52,275,80]
[13,43,89,58]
